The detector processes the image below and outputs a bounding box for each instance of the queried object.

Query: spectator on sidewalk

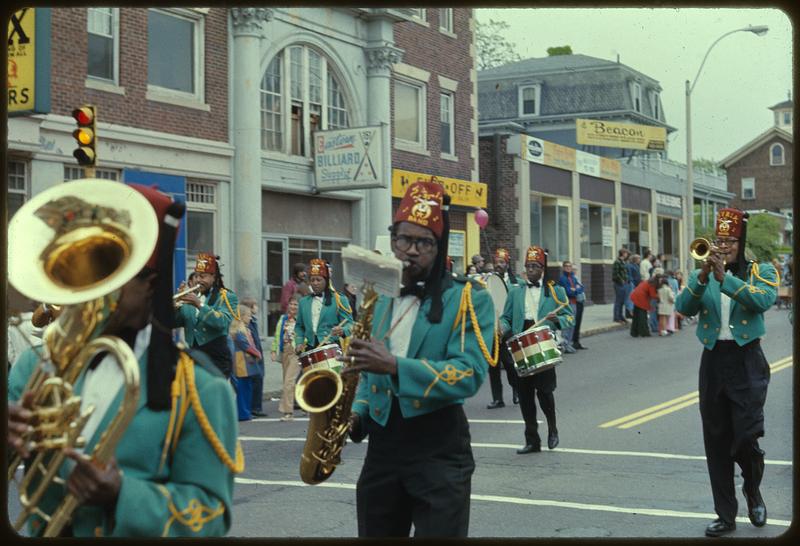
[640,250,653,280]
[625,254,642,319]
[280,263,308,314]
[230,305,262,422]
[630,269,664,337]
[612,248,630,323]
[471,253,486,273]
[657,276,675,336]
[271,295,301,421]
[241,297,267,417]
[666,271,680,333]
[558,261,585,351]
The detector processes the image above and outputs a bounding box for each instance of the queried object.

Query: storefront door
[263,237,288,338]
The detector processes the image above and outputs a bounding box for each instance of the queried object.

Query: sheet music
[341,244,402,298]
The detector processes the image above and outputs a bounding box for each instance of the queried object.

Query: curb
[581,322,627,338]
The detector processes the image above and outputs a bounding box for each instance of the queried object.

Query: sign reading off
[391,169,487,208]
[577,118,667,151]
[314,126,385,191]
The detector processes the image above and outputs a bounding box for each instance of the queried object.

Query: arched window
[260,45,350,155]
[770,143,785,166]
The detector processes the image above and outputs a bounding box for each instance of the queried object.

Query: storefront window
[530,195,542,248]
[621,210,649,256]
[580,203,613,260]
[657,216,680,271]
[541,202,570,262]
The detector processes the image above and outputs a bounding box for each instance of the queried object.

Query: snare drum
[505,325,562,377]
[298,343,343,374]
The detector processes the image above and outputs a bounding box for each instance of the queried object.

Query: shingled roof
[479,54,621,79]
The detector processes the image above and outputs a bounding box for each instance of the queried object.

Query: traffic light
[71,106,97,166]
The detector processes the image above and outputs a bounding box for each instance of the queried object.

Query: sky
[475,8,794,165]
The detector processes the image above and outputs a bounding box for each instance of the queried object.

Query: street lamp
[684,25,769,270]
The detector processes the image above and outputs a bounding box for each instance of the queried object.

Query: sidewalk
[258,302,625,400]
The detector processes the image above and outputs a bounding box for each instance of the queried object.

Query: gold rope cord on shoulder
[548,281,569,306]
[453,282,498,366]
[333,290,352,314]
[220,289,241,321]
[161,352,245,474]
[749,262,780,291]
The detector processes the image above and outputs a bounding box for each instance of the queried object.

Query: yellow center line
[600,355,792,429]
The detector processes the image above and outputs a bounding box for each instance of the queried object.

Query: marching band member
[343,180,494,537]
[175,253,239,378]
[293,259,353,353]
[487,248,520,409]
[675,208,778,537]
[8,183,240,536]
[500,246,573,454]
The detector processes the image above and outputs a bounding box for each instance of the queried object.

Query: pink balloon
[474,208,489,229]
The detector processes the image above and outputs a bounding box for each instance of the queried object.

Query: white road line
[238,437,791,466]
[234,478,791,528]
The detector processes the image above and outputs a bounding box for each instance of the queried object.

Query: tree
[546,45,573,56]
[476,19,521,70]
[745,213,781,262]
[692,157,725,176]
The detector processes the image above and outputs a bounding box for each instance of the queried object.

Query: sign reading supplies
[314,126,385,191]
[576,118,667,151]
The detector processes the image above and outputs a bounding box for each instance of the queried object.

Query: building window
[147,9,204,98]
[649,90,660,120]
[531,197,570,262]
[621,210,650,255]
[260,46,351,156]
[409,9,426,22]
[440,92,454,156]
[580,203,613,260]
[7,160,27,220]
[631,82,642,113]
[439,8,453,33]
[770,143,785,166]
[64,165,119,181]
[783,111,792,125]
[741,177,756,200]
[185,182,217,264]
[394,78,426,149]
[518,84,541,117]
[87,7,119,83]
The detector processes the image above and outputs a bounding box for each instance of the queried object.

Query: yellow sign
[599,156,621,181]
[576,118,667,151]
[8,8,36,113]
[392,169,487,208]
[543,140,576,171]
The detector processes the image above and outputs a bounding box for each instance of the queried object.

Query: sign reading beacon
[576,118,667,151]
[313,125,386,192]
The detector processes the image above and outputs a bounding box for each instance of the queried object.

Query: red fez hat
[393,180,445,239]
[494,248,511,263]
[715,208,745,239]
[446,255,453,272]
[195,252,219,275]
[525,245,546,267]
[308,258,329,279]
[128,183,179,270]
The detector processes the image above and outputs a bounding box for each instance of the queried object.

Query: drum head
[484,273,508,321]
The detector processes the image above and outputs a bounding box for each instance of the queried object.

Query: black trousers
[516,319,557,446]
[571,301,585,344]
[488,339,518,402]
[699,339,769,524]
[195,335,232,377]
[356,398,474,537]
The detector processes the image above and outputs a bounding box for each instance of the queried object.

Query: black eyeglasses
[392,234,437,254]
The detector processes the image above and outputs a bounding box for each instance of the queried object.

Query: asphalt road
[7,307,793,538]
[230,307,794,538]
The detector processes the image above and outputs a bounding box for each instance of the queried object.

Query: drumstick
[318,318,349,346]
[532,303,569,328]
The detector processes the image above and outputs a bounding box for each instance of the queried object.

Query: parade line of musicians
[7,177,778,538]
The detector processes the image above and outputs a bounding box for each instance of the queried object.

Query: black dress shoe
[705,518,736,537]
[516,444,541,454]
[573,342,588,350]
[743,486,767,527]
[251,411,267,417]
[512,392,519,404]
[487,400,505,409]
[547,431,559,449]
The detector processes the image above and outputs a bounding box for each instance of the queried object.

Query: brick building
[7,7,481,332]
[718,99,794,246]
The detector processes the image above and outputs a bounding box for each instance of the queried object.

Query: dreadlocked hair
[426,193,451,323]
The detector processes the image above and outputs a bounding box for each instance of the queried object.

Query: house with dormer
[718,98,793,245]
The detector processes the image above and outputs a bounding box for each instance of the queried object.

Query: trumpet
[690,237,727,267]
[173,284,202,300]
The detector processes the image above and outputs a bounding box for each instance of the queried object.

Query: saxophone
[295,284,379,484]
